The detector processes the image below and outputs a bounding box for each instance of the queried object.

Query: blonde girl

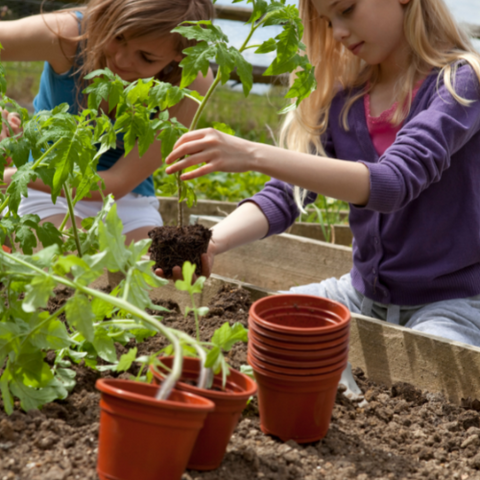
[164,0,480,346]
[0,0,214,244]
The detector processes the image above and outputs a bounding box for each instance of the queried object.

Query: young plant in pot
[128,261,256,471]
[148,0,316,277]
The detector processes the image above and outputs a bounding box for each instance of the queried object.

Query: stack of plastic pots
[248,294,351,443]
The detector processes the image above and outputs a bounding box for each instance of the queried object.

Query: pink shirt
[364,82,424,156]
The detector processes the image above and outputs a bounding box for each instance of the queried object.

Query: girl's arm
[0,12,79,74]
[164,128,371,205]
[4,70,215,200]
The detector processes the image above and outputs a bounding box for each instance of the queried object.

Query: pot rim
[248,352,347,377]
[248,342,349,369]
[150,356,258,400]
[250,333,348,358]
[250,294,350,335]
[249,325,349,351]
[250,356,347,383]
[96,378,215,412]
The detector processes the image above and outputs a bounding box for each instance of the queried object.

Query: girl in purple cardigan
[164,0,480,346]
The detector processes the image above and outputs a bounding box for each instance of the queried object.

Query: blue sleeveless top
[32,13,155,197]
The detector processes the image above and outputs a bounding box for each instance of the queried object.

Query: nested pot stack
[247,294,351,443]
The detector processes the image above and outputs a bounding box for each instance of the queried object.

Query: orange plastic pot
[249,294,350,336]
[96,378,214,480]
[248,351,346,377]
[251,362,344,443]
[250,317,349,343]
[249,325,349,351]
[248,342,349,369]
[150,356,257,471]
[250,332,348,361]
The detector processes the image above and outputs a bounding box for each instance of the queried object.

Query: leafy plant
[160,0,317,225]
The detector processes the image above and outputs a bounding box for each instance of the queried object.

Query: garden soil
[1,286,480,480]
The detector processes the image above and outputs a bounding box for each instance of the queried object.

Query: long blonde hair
[281,0,480,208]
[54,0,214,97]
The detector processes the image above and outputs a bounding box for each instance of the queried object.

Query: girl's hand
[1,110,22,166]
[164,128,256,181]
[1,167,17,192]
[154,240,216,282]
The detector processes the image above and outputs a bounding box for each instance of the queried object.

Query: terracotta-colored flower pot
[248,351,346,376]
[150,356,257,471]
[249,317,349,343]
[248,342,349,369]
[249,325,349,351]
[96,379,214,480]
[250,332,348,361]
[249,294,350,336]
[251,363,345,443]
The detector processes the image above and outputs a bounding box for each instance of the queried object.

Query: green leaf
[10,375,68,412]
[13,350,54,388]
[204,345,221,369]
[65,294,95,343]
[23,276,55,313]
[158,123,183,160]
[93,329,117,363]
[173,21,228,43]
[29,315,72,350]
[229,50,253,96]
[6,163,37,212]
[116,347,138,372]
[255,38,277,54]
[175,262,196,291]
[211,322,248,351]
[0,370,14,415]
[215,43,236,85]
[91,297,114,320]
[212,122,235,136]
[15,224,38,255]
[179,43,216,89]
[36,222,64,249]
[56,367,76,391]
[97,204,130,272]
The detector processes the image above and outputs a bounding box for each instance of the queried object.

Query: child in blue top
[163,0,480,346]
[0,0,213,244]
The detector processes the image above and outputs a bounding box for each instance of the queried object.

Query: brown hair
[47,0,214,103]
[279,0,480,210]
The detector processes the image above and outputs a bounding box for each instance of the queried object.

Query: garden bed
[2,285,480,480]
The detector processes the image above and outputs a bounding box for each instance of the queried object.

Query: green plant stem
[31,139,63,170]
[0,195,10,213]
[63,185,82,257]
[0,251,184,401]
[58,212,70,232]
[189,292,200,343]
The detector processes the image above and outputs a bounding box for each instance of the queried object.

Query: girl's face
[104,34,183,82]
[311,0,410,68]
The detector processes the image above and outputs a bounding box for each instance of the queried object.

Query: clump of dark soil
[2,286,480,480]
[148,224,212,277]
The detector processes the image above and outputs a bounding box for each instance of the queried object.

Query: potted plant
[146,262,256,471]
[146,0,316,276]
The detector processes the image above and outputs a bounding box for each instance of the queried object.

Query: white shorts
[17,188,163,234]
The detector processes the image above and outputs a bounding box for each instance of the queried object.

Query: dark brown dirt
[2,286,480,480]
[148,224,212,277]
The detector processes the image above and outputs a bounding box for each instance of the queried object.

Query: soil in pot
[148,224,212,277]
